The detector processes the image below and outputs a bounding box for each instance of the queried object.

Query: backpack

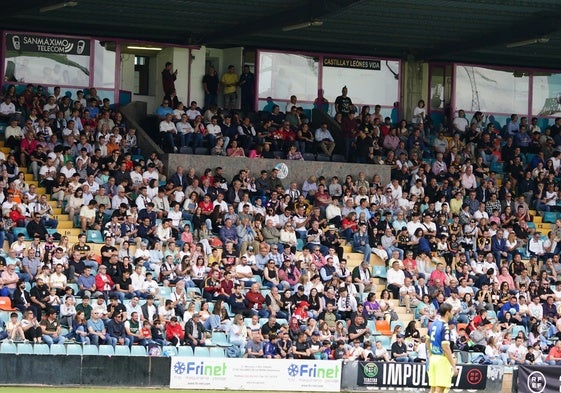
[226,345,241,358]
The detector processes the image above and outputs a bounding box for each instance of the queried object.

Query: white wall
[171,48,190,105]
[120,53,135,93]
[190,46,207,106]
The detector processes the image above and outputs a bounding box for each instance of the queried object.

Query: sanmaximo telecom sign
[6,33,90,55]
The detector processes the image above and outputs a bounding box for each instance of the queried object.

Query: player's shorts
[428,354,453,388]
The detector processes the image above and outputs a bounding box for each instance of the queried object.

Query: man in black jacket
[26,214,48,240]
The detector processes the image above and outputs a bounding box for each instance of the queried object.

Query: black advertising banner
[6,33,90,55]
[357,362,487,390]
[518,365,561,393]
[323,57,380,70]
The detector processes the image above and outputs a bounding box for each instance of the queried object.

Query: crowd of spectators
[2,80,561,364]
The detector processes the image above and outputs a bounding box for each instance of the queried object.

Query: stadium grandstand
[2,4,561,391]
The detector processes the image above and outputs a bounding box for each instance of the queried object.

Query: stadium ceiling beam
[199,0,363,46]
[3,0,68,17]
[421,11,561,60]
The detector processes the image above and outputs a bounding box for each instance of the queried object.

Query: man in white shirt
[528,232,545,261]
[386,261,405,299]
[314,122,335,156]
[406,212,423,237]
[60,160,77,179]
[399,276,419,313]
[213,192,228,213]
[206,115,229,150]
[159,113,177,152]
[135,187,151,211]
[185,101,201,120]
[0,97,16,121]
[5,118,23,149]
[126,296,143,317]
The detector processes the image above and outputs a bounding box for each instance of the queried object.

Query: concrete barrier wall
[0,354,510,391]
[164,154,392,188]
[0,354,170,386]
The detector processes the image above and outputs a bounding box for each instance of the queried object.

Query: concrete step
[55,220,74,229]
[58,228,82,236]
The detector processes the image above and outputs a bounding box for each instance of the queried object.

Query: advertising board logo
[274,162,288,179]
[173,360,227,376]
[173,361,186,375]
[12,35,20,50]
[466,368,483,385]
[363,362,379,378]
[76,40,85,54]
[527,371,546,393]
[287,363,340,379]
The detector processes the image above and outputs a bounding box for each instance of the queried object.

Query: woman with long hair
[228,314,248,356]
[71,311,91,344]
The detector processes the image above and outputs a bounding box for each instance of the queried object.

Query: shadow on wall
[121,101,164,158]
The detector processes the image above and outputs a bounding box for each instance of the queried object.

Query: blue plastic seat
[98,345,115,356]
[66,345,83,356]
[114,346,131,356]
[162,346,178,356]
[543,212,557,223]
[0,342,16,354]
[373,266,387,279]
[12,227,30,240]
[82,345,99,356]
[87,230,105,244]
[17,343,34,355]
[131,346,148,356]
[194,346,209,357]
[390,320,405,331]
[211,332,229,346]
[209,347,225,357]
[50,344,66,355]
[177,346,194,357]
[376,335,391,350]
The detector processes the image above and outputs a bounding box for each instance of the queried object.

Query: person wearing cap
[184,313,206,348]
[322,224,344,261]
[391,333,411,362]
[95,264,115,301]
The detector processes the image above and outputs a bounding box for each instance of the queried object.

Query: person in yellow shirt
[221,65,239,111]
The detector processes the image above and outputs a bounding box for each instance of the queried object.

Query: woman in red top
[340,212,358,242]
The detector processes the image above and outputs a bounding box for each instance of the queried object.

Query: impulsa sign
[358,362,488,390]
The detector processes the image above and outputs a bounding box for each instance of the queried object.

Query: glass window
[258,52,318,103]
[454,65,529,114]
[430,67,445,110]
[322,60,399,109]
[93,40,116,88]
[532,74,561,116]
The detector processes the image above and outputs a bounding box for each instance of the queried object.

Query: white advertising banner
[170,357,342,391]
